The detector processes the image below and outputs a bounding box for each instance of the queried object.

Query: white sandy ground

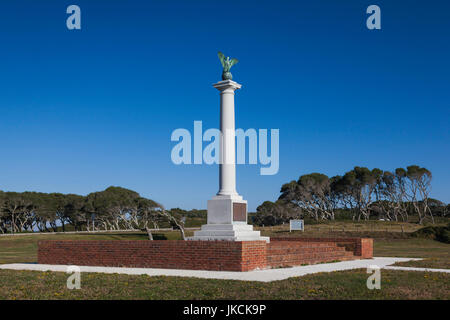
[2,257,449,282]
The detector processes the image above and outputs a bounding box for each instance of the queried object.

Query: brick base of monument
[38,237,373,272]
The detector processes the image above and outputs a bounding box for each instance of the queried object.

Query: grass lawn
[258,220,421,239]
[375,238,450,269]
[0,269,448,300]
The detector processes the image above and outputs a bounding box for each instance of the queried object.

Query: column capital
[213,80,242,92]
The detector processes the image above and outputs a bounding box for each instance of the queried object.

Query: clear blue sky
[0,0,449,211]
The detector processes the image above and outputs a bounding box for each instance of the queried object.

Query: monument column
[214,80,241,197]
[189,51,269,242]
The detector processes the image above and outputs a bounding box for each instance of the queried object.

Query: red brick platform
[267,238,372,268]
[38,237,372,272]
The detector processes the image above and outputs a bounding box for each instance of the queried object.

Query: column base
[188,195,270,243]
[188,223,270,242]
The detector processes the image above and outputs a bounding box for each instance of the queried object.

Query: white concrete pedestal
[190,195,269,242]
[189,79,269,243]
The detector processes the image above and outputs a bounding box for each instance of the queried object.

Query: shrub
[411,223,450,244]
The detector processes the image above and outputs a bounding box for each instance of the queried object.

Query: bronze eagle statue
[218,51,239,80]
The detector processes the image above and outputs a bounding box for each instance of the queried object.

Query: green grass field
[375,238,450,269]
[0,222,448,300]
[0,268,448,300]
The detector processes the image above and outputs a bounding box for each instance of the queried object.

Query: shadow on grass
[152,233,168,240]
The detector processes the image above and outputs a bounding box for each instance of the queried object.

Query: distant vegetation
[1,165,448,234]
[0,186,191,237]
[254,165,448,226]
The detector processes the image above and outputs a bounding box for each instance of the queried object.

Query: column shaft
[218,88,237,196]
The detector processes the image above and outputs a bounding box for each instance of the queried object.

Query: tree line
[255,165,448,225]
[0,186,186,239]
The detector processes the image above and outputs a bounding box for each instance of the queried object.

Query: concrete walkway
[384,265,450,273]
[2,257,445,282]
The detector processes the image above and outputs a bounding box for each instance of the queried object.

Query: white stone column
[214,80,241,197]
[188,79,269,242]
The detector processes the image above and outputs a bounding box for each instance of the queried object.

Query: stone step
[271,257,357,267]
[268,251,351,261]
[268,253,357,267]
[187,234,270,242]
[193,230,261,237]
[268,245,347,254]
[268,255,351,263]
[199,224,255,231]
[266,242,357,267]
[269,241,338,248]
[268,243,345,250]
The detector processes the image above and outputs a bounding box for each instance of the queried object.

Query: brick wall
[38,237,372,272]
[271,237,373,259]
[241,241,267,271]
[357,238,373,258]
[38,240,267,272]
[267,241,352,267]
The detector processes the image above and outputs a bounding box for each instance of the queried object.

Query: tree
[273,165,436,224]
[136,197,160,240]
[85,186,140,231]
[0,191,6,233]
[1,192,24,234]
[156,204,186,240]
[428,198,448,217]
[279,173,336,221]
[0,186,174,234]
[405,165,433,224]
[331,174,357,218]
[254,200,300,226]
[338,167,380,221]
[63,194,86,231]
